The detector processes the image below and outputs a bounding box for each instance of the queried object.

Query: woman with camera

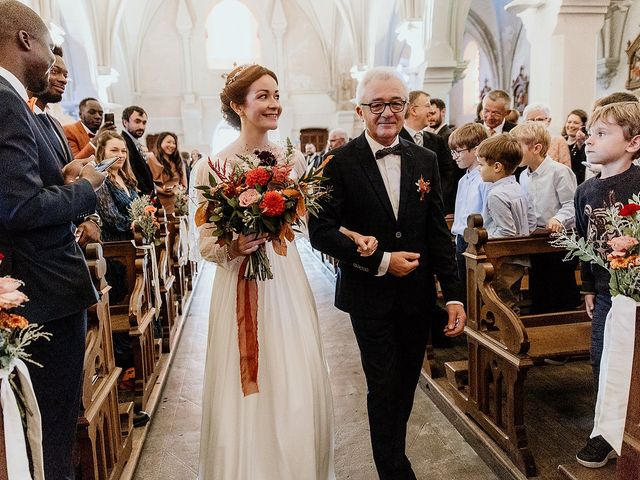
[148,131,187,214]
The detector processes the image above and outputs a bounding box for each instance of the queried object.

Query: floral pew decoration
[552,196,640,455]
[195,140,331,396]
[0,253,51,480]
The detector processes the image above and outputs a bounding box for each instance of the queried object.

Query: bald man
[0,1,105,478]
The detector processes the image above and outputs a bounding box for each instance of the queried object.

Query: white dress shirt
[519,155,577,228]
[0,66,28,102]
[484,119,506,136]
[404,125,424,147]
[365,131,401,276]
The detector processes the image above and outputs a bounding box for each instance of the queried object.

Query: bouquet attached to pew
[129,195,161,246]
[173,187,189,217]
[195,139,331,280]
[551,195,640,301]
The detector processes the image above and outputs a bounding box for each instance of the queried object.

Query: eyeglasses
[451,148,471,158]
[528,117,550,122]
[360,100,407,114]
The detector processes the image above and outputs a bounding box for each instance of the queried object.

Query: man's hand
[79,163,106,190]
[62,157,95,184]
[444,303,466,337]
[388,251,420,277]
[585,294,595,319]
[547,217,563,233]
[75,220,101,247]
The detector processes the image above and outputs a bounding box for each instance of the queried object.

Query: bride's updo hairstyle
[220,64,278,130]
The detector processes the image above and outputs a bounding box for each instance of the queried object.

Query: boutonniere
[415,175,430,201]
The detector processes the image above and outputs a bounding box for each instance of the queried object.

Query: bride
[196,64,375,480]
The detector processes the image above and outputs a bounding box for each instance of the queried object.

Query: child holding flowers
[571,101,640,468]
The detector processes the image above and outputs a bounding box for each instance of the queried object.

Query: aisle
[133,239,498,480]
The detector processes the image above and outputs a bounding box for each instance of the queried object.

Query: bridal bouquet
[129,195,161,246]
[195,140,331,280]
[173,187,189,217]
[551,195,640,300]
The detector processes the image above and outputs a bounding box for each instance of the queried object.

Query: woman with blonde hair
[94,131,139,241]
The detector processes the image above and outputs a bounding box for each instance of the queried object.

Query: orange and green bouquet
[0,253,52,370]
[552,195,640,301]
[195,139,331,280]
[129,195,161,246]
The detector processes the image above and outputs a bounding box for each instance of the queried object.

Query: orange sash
[236,257,259,396]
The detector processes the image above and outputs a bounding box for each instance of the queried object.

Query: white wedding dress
[196,154,335,480]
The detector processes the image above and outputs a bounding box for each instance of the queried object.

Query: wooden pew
[168,213,189,315]
[76,243,132,480]
[101,231,160,412]
[445,214,591,477]
[156,208,178,353]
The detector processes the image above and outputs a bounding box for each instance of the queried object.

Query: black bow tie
[375,144,402,159]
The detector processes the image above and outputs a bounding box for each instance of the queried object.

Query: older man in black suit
[0,2,105,478]
[310,67,465,480]
[481,89,517,135]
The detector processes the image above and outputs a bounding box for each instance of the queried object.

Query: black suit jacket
[0,76,98,323]
[399,127,458,214]
[122,130,154,195]
[309,133,462,318]
[35,112,74,166]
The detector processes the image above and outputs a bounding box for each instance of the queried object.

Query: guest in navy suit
[0,2,106,478]
[32,45,101,248]
[310,67,466,480]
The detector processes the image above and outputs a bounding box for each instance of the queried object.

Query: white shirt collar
[81,121,94,135]
[404,125,419,138]
[364,130,400,157]
[484,119,506,133]
[0,66,28,102]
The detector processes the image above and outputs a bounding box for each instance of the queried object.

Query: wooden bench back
[463,213,590,356]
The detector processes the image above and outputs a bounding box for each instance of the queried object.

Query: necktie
[488,128,496,137]
[414,132,423,147]
[375,144,402,159]
[88,132,95,139]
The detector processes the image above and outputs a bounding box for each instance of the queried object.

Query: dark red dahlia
[254,150,277,167]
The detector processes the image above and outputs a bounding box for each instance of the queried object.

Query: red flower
[0,252,4,263]
[245,168,271,188]
[620,203,640,216]
[260,191,286,217]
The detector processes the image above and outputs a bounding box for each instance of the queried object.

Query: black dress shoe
[133,411,150,428]
[576,435,616,468]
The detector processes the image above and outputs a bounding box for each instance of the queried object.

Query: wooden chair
[76,243,132,480]
[102,231,159,412]
[445,214,592,477]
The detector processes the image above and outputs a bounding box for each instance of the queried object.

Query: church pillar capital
[506,0,609,133]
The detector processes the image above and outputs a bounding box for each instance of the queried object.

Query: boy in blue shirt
[449,123,489,287]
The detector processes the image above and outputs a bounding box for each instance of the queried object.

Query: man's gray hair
[522,103,552,120]
[328,128,348,139]
[355,67,409,104]
[482,89,512,108]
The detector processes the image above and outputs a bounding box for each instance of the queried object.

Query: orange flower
[609,255,640,270]
[0,312,28,329]
[144,205,157,214]
[260,191,286,217]
[245,167,271,188]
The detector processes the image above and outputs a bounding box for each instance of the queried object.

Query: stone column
[176,0,202,147]
[506,0,609,133]
[421,0,470,100]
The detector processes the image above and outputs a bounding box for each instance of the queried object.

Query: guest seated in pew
[512,122,580,313]
[148,131,188,214]
[94,131,139,242]
[574,101,640,468]
[476,133,536,312]
[94,131,140,380]
[449,123,490,288]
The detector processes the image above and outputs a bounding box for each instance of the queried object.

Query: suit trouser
[28,311,87,480]
[350,302,430,480]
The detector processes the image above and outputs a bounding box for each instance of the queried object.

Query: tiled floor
[133,240,499,480]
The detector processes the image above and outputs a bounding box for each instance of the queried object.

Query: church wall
[595,1,640,102]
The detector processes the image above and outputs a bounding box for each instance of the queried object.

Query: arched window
[462,41,480,117]
[206,0,260,70]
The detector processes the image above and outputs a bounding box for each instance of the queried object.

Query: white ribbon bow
[131,241,163,319]
[0,358,44,480]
